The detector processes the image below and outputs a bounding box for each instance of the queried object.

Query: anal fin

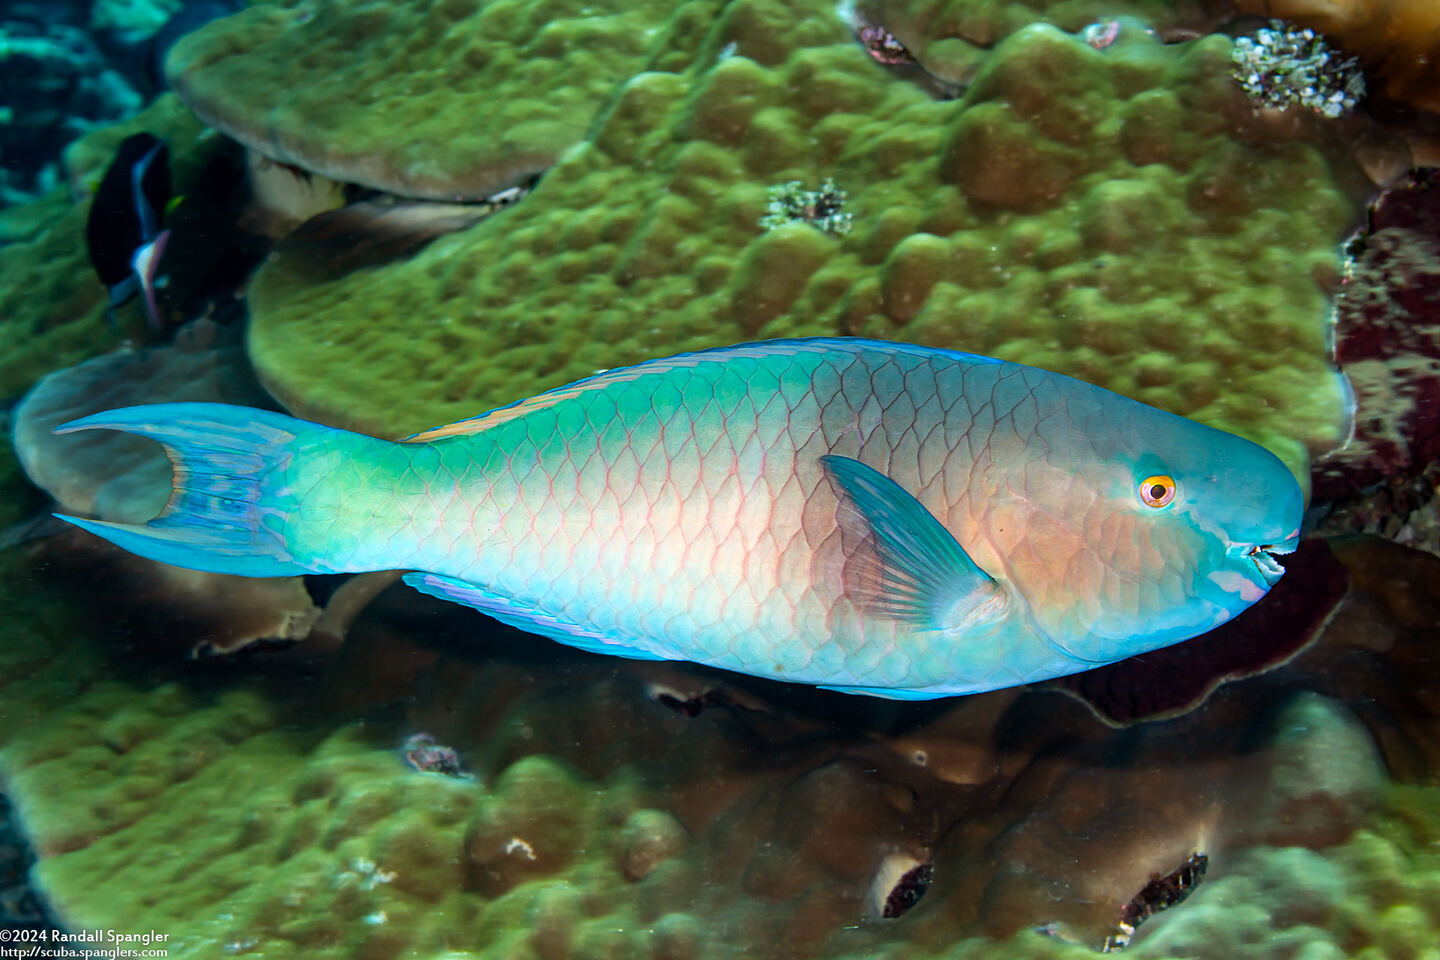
[403,572,668,661]
[816,683,951,700]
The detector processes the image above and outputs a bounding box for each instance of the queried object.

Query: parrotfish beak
[1234,532,1298,588]
[1248,544,1288,586]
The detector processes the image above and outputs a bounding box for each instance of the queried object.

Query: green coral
[166,0,700,199]
[850,0,1228,84]
[6,539,1440,959]
[248,0,1358,482]
[0,409,44,533]
[0,561,647,958]
[0,197,116,403]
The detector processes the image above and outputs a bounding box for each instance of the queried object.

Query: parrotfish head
[1007,392,1304,666]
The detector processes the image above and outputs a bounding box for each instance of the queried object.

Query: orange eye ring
[1139,475,1176,508]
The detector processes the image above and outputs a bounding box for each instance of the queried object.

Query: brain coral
[166,0,693,200]
[246,0,1361,480]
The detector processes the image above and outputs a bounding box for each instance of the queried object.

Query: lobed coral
[0,198,118,401]
[244,0,1362,484]
[849,0,1231,87]
[2,533,1440,959]
[165,0,694,200]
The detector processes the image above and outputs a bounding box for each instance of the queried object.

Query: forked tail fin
[54,402,348,577]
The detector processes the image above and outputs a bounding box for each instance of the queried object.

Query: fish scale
[358,348,932,677]
[54,338,1303,699]
[391,350,1083,679]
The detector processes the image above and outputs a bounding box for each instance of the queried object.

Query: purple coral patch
[1319,170,1440,498]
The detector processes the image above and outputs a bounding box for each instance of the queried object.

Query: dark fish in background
[85,132,171,329]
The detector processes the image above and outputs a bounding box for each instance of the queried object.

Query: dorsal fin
[400,338,1000,442]
[401,354,705,442]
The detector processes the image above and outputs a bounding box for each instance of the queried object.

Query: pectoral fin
[820,455,1006,631]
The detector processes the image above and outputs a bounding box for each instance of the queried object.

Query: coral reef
[1,533,1438,959]
[0,195,118,398]
[849,0,1231,88]
[165,0,690,200]
[4,2,1438,957]
[245,0,1360,486]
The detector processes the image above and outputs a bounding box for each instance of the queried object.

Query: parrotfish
[55,339,1302,699]
[85,132,171,330]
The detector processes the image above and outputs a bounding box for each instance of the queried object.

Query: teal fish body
[56,339,1302,698]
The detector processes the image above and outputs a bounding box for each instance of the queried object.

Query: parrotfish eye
[1138,475,1176,508]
